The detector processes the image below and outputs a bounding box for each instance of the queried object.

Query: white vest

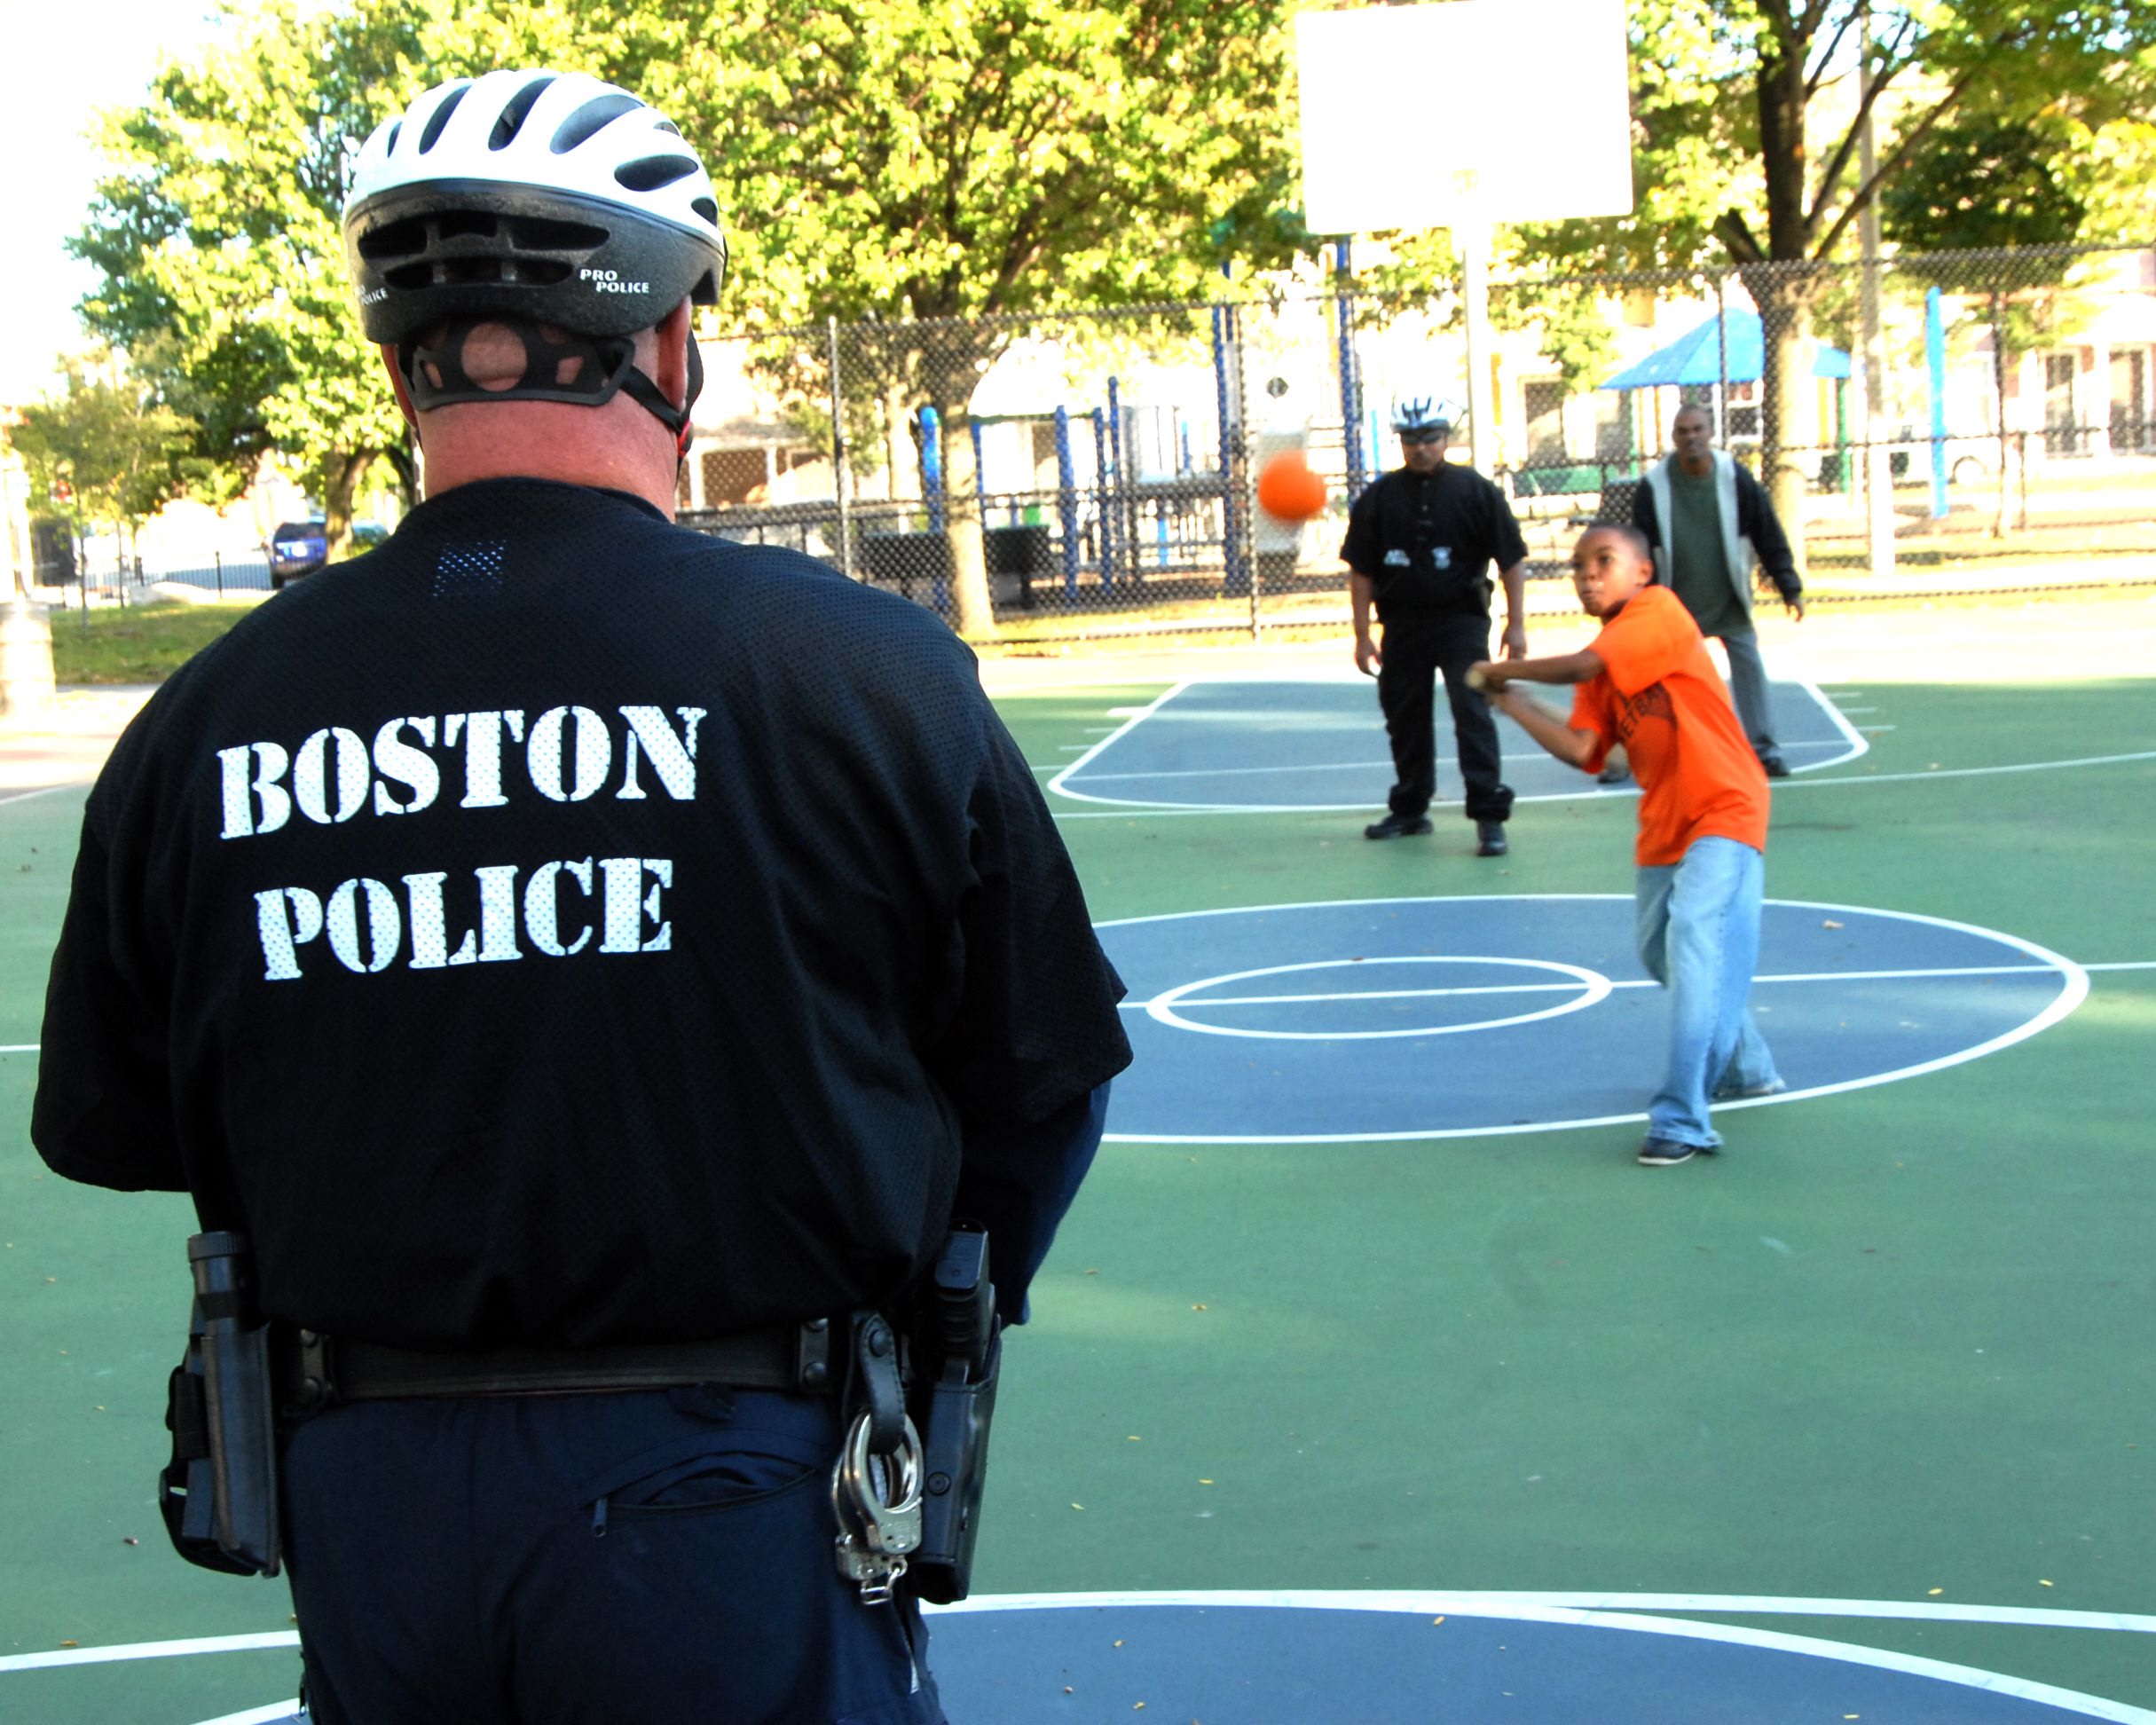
[1644,450,1755,616]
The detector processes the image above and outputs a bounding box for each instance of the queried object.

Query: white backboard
[1296,0,1635,235]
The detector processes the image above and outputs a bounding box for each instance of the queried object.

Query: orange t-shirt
[1570,585,1770,865]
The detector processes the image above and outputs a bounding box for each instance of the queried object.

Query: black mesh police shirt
[34,480,1131,1350]
[1339,463,1530,620]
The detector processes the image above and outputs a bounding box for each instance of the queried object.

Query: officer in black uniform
[33,69,1130,1725]
[1343,391,1530,856]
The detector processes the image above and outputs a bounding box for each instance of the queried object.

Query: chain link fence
[674,243,2156,641]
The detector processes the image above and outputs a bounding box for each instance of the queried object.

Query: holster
[907,1223,1003,1603]
[159,1232,282,1578]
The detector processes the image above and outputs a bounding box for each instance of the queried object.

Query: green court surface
[3,596,2153,1721]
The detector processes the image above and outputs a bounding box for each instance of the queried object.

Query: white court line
[1098,894,2090,1144]
[26,1590,2143,1673]
[1047,674,1869,811]
[1052,745,2156,815]
[17,962,2145,1068]
[0,1631,299,1674]
[0,784,78,809]
[1113,960,2136,1012]
[160,1590,2156,1725]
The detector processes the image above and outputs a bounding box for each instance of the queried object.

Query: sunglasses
[1399,429,1450,445]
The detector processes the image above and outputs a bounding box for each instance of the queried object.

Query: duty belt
[278,1319,838,1409]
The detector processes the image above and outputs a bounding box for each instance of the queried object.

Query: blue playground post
[1334,240,1365,500]
[918,406,948,610]
[1054,406,1081,596]
[1090,407,1113,590]
[919,406,946,533]
[1925,287,1949,519]
[968,417,988,522]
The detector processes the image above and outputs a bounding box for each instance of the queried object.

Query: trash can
[982,524,1053,610]
[859,531,953,607]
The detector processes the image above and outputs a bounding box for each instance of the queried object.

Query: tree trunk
[319,450,375,561]
[941,413,996,640]
[1745,269,1814,586]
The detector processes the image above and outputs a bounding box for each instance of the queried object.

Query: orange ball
[1255,450,1327,524]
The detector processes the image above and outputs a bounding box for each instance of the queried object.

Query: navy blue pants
[281,1384,945,1725]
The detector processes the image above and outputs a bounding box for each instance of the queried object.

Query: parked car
[1888,427,2001,487]
[269,519,327,587]
[269,519,389,586]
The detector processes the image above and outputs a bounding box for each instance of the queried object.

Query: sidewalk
[0,686,155,799]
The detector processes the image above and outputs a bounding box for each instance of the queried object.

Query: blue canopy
[1599,309,1851,390]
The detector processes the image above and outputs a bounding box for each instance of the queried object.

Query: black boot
[1365,812,1434,839]
[1475,820,1508,857]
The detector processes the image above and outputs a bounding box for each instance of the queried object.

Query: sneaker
[1636,1138,1699,1166]
[1758,751,1790,779]
[1475,820,1508,857]
[1712,1076,1789,1102]
[1364,812,1434,840]
[1596,760,1632,786]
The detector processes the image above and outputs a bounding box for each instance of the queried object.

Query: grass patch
[49,602,253,685]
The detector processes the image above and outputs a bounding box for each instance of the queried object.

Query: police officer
[33,70,1130,1725]
[1344,391,1530,856]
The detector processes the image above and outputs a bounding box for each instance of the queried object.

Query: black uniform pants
[1376,610,1515,824]
[281,1384,944,1725]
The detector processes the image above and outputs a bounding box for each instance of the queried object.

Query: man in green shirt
[1625,405,1805,778]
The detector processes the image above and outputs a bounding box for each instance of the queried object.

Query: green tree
[75,0,426,560]
[1513,0,2156,547]
[13,351,193,577]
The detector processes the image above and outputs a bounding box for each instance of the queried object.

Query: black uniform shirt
[1340,463,1529,620]
[34,479,1130,1350]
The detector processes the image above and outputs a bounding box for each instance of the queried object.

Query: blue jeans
[1635,836,1780,1148]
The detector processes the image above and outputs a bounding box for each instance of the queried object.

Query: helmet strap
[400,317,701,451]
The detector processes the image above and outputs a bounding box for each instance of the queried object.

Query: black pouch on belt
[159,1232,282,1577]
[908,1223,1002,1603]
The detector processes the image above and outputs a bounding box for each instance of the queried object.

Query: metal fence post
[1334,241,1365,500]
[827,316,854,579]
[1211,305,1245,599]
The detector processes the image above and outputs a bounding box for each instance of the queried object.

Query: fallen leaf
[1928,1587,1943,1596]
[1071,1503,1084,1510]
[1199,1478,1214,1485]
[59,1640,78,1649]
[122,1537,138,1546]
[2040,1579,2054,1587]
[1432,1616,1445,1626]
[1191,1304,1208,1311]
[1822,919,1844,930]
[1085,1269,1099,1276]
[1113,1639,1124,1647]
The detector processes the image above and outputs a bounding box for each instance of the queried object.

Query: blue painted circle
[926,1602,2137,1724]
[1097,896,2082,1142]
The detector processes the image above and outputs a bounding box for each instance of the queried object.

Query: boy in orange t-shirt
[1472,525,1784,1165]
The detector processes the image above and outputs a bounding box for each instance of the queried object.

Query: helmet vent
[551,93,641,154]
[417,83,472,154]
[615,154,700,193]
[357,217,429,262]
[437,209,500,242]
[385,121,403,155]
[690,197,719,226]
[509,216,608,250]
[490,75,558,151]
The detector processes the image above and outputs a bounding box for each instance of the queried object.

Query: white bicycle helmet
[1389,390,1464,436]
[343,70,726,345]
